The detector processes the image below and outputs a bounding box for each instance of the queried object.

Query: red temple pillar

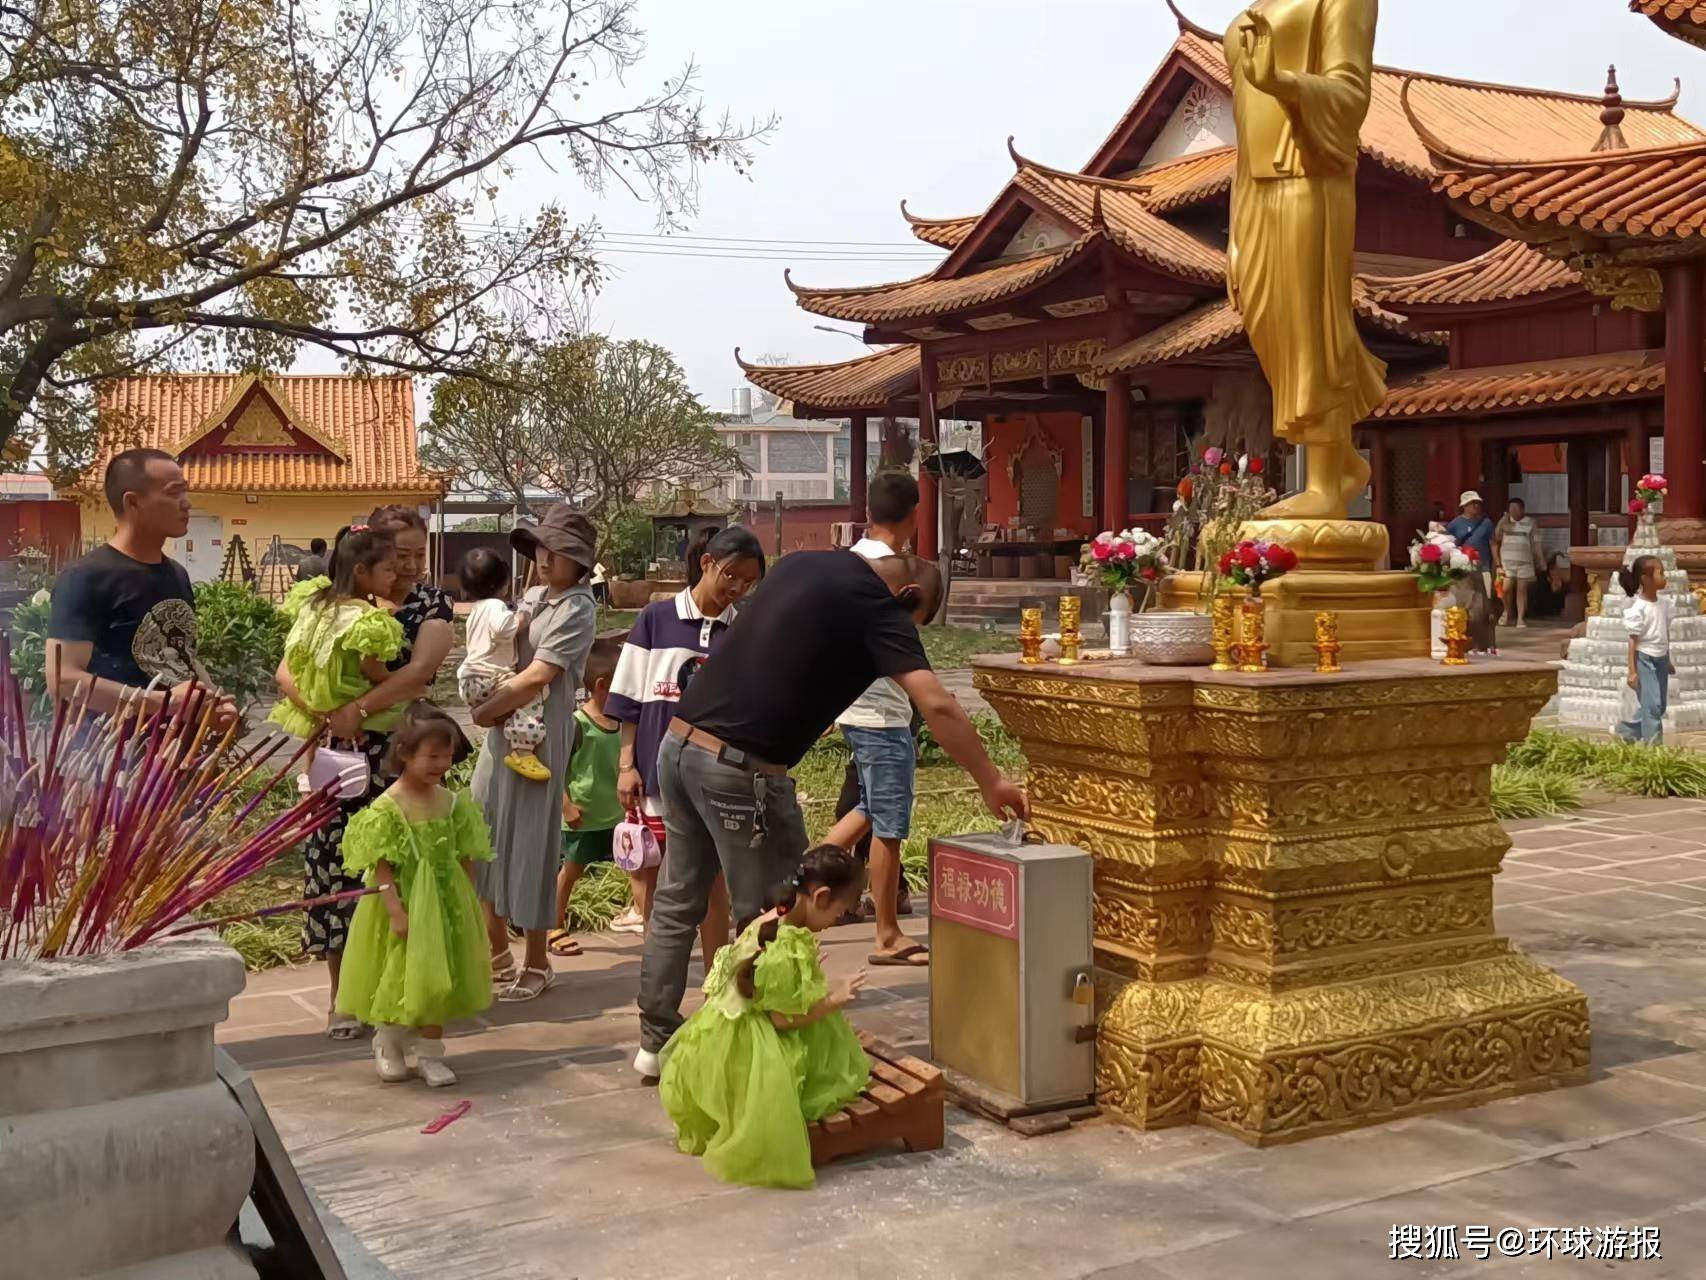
[848,413,868,525]
[1627,421,1649,533]
[1664,259,1706,521]
[1567,440,1591,601]
[917,357,939,561]
[1103,374,1131,533]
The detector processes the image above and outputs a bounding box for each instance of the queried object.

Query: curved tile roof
[736,345,920,410]
[900,202,979,249]
[1364,239,1583,306]
[1094,290,1436,376]
[1009,162,1226,283]
[786,233,1101,323]
[1373,349,1664,417]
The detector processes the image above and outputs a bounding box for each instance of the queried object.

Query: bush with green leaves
[192,581,291,714]
[5,593,52,714]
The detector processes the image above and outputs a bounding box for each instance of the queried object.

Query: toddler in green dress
[268,528,405,739]
[337,704,495,1087]
[660,845,871,1189]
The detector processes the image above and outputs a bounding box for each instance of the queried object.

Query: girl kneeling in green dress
[337,704,495,1087]
[660,845,871,1189]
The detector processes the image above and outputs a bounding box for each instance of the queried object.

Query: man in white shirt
[826,471,930,966]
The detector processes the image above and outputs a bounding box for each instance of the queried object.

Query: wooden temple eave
[1633,0,1706,50]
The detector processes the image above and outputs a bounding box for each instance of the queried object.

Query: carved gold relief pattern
[989,346,1045,381]
[977,655,1587,1144]
[936,354,987,386]
[1048,337,1107,372]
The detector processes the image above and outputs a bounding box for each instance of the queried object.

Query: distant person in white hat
[1447,491,1497,654]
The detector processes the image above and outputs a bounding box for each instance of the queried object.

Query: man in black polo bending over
[46,447,235,727]
[632,547,1026,1076]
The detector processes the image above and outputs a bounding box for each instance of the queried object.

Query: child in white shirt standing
[1617,554,1673,745]
[457,548,547,780]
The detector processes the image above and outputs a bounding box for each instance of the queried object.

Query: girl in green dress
[660,845,871,1189]
[337,704,495,1087]
[269,527,405,739]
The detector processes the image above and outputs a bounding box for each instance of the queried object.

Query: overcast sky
[553,0,1703,408]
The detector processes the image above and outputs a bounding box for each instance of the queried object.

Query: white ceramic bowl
[1128,610,1214,665]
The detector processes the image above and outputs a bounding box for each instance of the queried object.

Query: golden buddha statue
[1224,0,1387,521]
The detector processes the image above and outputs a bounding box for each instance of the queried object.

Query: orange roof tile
[1634,0,1706,38]
[1136,147,1236,213]
[787,233,1102,323]
[1095,290,1436,376]
[1154,15,1703,181]
[1010,162,1226,284]
[1364,239,1582,307]
[1429,140,1706,242]
[900,202,978,249]
[93,374,444,496]
[1372,349,1664,418]
[736,346,920,410]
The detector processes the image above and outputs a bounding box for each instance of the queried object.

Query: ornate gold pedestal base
[973,656,1590,1146]
[1160,571,1431,667]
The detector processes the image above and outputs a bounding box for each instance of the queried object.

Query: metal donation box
[928,831,1095,1110]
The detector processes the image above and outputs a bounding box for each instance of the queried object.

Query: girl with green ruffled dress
[268,528,406,741]
[660,845,872,1189]
[337,703,494,1087]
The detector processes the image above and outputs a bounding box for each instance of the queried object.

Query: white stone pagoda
[1558,515,1706,734]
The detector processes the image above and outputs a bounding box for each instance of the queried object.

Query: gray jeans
[637,731,808,1051]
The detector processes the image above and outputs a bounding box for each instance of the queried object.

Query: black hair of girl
[685,523,767,590]
[734,844,863,999]
[313,526,395,608]
[384,700,473,773]
[1619,554,1660,598]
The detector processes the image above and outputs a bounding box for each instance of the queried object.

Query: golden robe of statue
[1225,0,1387,520]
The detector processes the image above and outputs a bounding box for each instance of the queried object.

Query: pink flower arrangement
[1088,528,1169,595]
[1633,473,1667,512]
[1408,530,1478,595]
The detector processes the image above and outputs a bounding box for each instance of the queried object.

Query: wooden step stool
[809,1035,945,1168]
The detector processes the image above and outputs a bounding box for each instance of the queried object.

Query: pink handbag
[304,744,371,801]
[612,810,661,872]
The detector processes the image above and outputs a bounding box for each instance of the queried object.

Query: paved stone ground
[220,794,1706,1280]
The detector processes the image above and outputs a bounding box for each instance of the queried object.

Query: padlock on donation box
[927,828,1095,1112]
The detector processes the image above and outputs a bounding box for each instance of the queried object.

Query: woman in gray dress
[469,505,598,1002]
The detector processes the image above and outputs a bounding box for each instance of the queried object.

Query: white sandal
[498,964,556,1003]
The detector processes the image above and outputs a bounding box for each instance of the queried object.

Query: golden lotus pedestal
[1160,518,1431,666]
[973,654,1590,1146]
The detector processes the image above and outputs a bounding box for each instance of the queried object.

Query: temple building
[740,5,1706,610]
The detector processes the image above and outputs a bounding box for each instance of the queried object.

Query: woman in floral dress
[285,505,456,1039]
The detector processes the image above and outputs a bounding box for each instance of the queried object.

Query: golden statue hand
[1240,13,1291,99]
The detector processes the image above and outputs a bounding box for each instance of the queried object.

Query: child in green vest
[549,637,626,957]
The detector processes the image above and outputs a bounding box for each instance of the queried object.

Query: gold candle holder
[1312,610,1342,674]
[1057,595,1082,665]
[1019,606,1043,665]
[1237,595,1268,673]
[1442,605,1471,666]
[1211,593,1237,672]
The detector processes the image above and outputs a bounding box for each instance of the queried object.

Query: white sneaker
[373,1025,413,1083]
[633,1047,662,1079]
[415,1039,457,1088]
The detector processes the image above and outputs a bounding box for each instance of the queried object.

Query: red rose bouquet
[1215,539,1298,594]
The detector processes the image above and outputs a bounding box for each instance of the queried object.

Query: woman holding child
[281,505,457,1040]
[468,504,598,1002]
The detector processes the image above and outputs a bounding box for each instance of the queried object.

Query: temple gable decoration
[170,374,348,462]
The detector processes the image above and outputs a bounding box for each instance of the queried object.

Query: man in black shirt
[633,548,1026,1073]
[293,537,329,582]
[47,448,235,726]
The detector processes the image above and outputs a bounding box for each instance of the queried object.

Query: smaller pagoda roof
[1634,0,1706,46]
[1094,290,1437,376]
[1138,147,1236,213]
[1429,139,1706,243]
[736,345,920,410]
[652,487,732,520]
[787,232,1102,323]
[900,203,979,249]
[1373,349,1664,419]
[1364,239,1583,308]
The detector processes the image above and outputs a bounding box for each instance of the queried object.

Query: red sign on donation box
[932,846,1019,939]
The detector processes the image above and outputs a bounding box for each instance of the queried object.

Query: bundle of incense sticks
[0,633,342,959]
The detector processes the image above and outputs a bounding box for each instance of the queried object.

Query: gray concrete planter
[0,940,258,1280]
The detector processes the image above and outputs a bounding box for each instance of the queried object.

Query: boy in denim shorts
[825,471,928,967]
